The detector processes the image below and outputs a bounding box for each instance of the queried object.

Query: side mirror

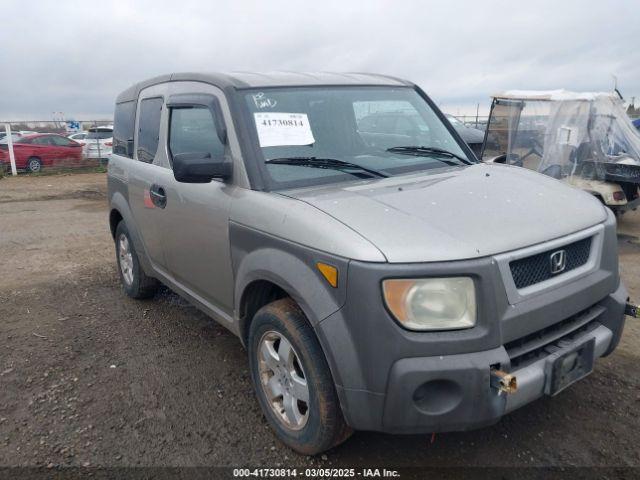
[172,152,232,183]
[126,138,134,158]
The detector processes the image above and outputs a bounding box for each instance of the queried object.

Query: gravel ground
[0,173,639,470]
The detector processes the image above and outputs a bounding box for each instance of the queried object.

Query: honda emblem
[550,250,567,274]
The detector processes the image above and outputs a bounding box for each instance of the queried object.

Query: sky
[0,0,638,121]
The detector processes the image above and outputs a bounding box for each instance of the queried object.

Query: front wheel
[248,298,351,455]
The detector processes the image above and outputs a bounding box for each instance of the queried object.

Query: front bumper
[84,149,112,159]
[315,212,626,433]
[504,323,611,413]
[324,283,627,434]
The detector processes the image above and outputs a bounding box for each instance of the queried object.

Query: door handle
[149,184,167,209]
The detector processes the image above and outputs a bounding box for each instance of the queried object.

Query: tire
[248,298,352,455]
[26,157,42,173]
[114,221,158,299]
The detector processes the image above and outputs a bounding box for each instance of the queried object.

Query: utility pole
[4,124,17,176]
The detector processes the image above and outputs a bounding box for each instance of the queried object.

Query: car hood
[281,163,607,263]
[455,125,485,143]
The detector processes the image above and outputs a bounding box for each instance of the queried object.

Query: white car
[68,132,88,145]
[84,125,113,160]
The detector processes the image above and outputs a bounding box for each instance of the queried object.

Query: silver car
[108,72,629,454]
[84,125,113,160]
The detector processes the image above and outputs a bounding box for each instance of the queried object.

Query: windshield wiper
[265,156,388,178]
[386,146,472,165]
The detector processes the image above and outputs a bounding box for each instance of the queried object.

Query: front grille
[505,305,603,369]
[509,237,592,289]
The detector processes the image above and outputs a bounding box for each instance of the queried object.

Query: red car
[0,133,83,173]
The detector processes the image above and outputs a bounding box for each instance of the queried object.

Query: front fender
[230,222,357,399]
[231,222,349,330]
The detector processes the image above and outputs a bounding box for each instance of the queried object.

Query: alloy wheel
[257,330,310,430]
[118,233,134,286]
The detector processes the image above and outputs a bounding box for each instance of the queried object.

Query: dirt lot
[1,173,639,469]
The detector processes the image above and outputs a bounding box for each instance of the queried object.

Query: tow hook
[490,369,517,395]
[626,302,639,319]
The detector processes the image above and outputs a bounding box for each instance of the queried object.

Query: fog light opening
[412,379,463,415]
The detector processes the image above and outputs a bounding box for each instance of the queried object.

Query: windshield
[482,95,640,184]
[243,86,472,190]
[0,134,22,144]
[86,130,112,140]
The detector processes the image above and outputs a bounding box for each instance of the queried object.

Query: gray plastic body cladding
[598,282,628,356]
[316,240,624,432]
[383,347,509,433]
[229,221,349,342]
[318,257,503,394]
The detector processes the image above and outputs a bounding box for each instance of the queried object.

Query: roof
[21,133,56,138]
[116,71,412,103]
[492,89,618,101]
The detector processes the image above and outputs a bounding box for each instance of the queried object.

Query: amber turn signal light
[316,262,338,288]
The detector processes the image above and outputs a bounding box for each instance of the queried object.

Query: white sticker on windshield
[254,112,315,148]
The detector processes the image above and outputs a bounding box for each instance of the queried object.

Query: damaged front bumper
[320,279,628,434]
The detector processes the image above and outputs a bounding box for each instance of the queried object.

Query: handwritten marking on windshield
[252,92,278,109]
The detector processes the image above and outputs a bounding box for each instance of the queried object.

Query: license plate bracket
[544,337,595,396]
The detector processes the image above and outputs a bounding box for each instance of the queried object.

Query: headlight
[382,277,476,331]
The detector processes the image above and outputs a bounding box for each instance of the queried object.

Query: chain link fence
[1,120,113,177]
[2,110,637,178]
[453,115,489,130]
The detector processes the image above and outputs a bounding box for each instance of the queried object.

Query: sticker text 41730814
[254,112,315,148]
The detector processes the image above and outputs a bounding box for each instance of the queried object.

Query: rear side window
[169,107,225,160]
[50,135,74,146]
[113,101,136,158]
[33,136,54,145]
[113,101,136,157]
[137,97,163,163]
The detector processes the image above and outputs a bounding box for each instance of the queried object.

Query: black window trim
[165,94,229,173]
[166,93,227,146]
